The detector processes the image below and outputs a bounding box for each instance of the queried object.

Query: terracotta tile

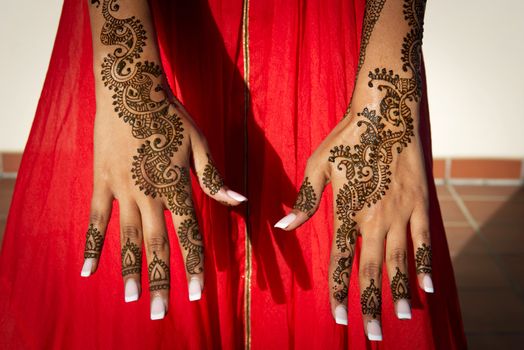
[452,254,510,289]
[481,225,524,255]
[432,158,446,179]
[465,200,524,226]
[458,288,524,332]
[445,227,487,258]
[497,254,524,291]
[439,199,467,222]
[454,185,522,198]
[451,159,522,179]
[466,333,524,350]
[436,185,452,201]
[0,179,16,216]
[1,153,23,173]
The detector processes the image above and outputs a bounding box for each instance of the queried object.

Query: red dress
[0,0,466,349]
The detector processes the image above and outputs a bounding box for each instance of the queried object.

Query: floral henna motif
[121,238,142,276]
[84,224,104,259]
[293,177,317,216]
[329,0,425,304]
[415,243,432,274]
[391,267,410,302]
[177,218,204,275]
[96,0,188,214]
[361,279,382,319]
[148,252,170,291]
[202,154,224,195]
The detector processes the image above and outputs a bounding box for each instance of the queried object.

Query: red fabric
[0,0,466,349]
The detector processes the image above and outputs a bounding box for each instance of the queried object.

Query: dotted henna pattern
[121,238,142,277]
[391,267,410,302]
[293,177,317,216]
[84,224,104,259]
[177,218,204,275]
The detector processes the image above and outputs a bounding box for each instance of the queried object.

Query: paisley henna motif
[177,218,204,275]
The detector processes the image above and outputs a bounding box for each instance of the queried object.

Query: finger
[140,202,170,320]
[119,200,143,303]
[191,131,247,206]
[359,233,385,342]
[410,203,433,293]
[385,224,411,320]
[81,186,113,277]
[274,163,327,230]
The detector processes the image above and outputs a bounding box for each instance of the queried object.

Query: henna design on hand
[177,218,204,275]
[148,252,170,291]
[91,0,100,8]
[329,0,426,303]
[390,267,410,302]
[293,177,317,216]
[415,243,432,274]
[202,154,224,195]
[84,224,104,259]
[121,238,142,276]
[358,0,386,72]
[361,279,382,319]
[96,0,190,215]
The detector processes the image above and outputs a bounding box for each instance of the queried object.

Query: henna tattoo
[358,0,386,72]
[84,224,104,259]
[330,0,426,302]
[121,238,142,276]
[293,177,317,216]
[202,154,223,195]
[148,252,170,291]
[415,243,432,274]
[332,253,352,303]
[361,279,382,319]
[177,218,204,275]
[96,0,190,215]
[390,267,410,302]
[91,0,100,8]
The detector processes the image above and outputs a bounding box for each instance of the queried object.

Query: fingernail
[150,296,166,320]
[423,275,434,293]
[188,277,202,301]
[274,213,297,229]
[334,305,348,325]
[367,320,383,341]
[226,190,247,202]
[80,258,95,277]
[396,299,412,319]
[125,279,139,303]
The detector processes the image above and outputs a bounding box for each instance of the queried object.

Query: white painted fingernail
[125,279,139,303]
[423,275,434,293]
[396,299,412,319]
[226,190,247,202]
[188,278,202,301]
[80,258,95,277]
[274,213,297,229]
[334,305,348,325]
[150,296,166,320]
[367,320,383,341]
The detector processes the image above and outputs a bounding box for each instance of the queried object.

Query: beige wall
[0,0,523,157]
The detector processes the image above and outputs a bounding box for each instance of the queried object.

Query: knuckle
[146,235,168,253]
[416,228,431,243]
[89,211,107,227]
[388,247,407,266]
[361,261,381,280]
[122,225,141,241]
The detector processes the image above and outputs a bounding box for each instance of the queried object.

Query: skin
[81,0,246,319]
[277,0,432,340]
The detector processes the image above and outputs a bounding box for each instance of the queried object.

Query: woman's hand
[81,0,246,320]
[275,0,431,341]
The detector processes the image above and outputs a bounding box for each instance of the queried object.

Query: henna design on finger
[96,0,189,215]
[121,238,142,276]
[391,267,410,302]
[84,224,104,259]
[415,243,432,274]
[332,253,352,303]
[202,154,224,195]
[361,279,382,319]
[148,252,170,291]
[177,218,204,275]
[293,177,317,216]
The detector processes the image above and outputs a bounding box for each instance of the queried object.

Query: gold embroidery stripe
[241,0,252,349]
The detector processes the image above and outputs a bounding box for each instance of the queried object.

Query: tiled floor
[0,179,523,348]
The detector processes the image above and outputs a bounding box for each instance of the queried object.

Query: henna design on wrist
[121,238,142,276]
[293,177,317,216]
[148,252,170,291]
[361,279,382,319]
[390,267,410,302]
[358,0,386,72]
[202,154,224,195]
[329,0,426,302]
[96,0,190,215]
[84,224,104,259]
[177,217,204,275]
[415,243,432,274]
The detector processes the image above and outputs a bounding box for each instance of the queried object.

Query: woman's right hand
[81,0,246,320]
